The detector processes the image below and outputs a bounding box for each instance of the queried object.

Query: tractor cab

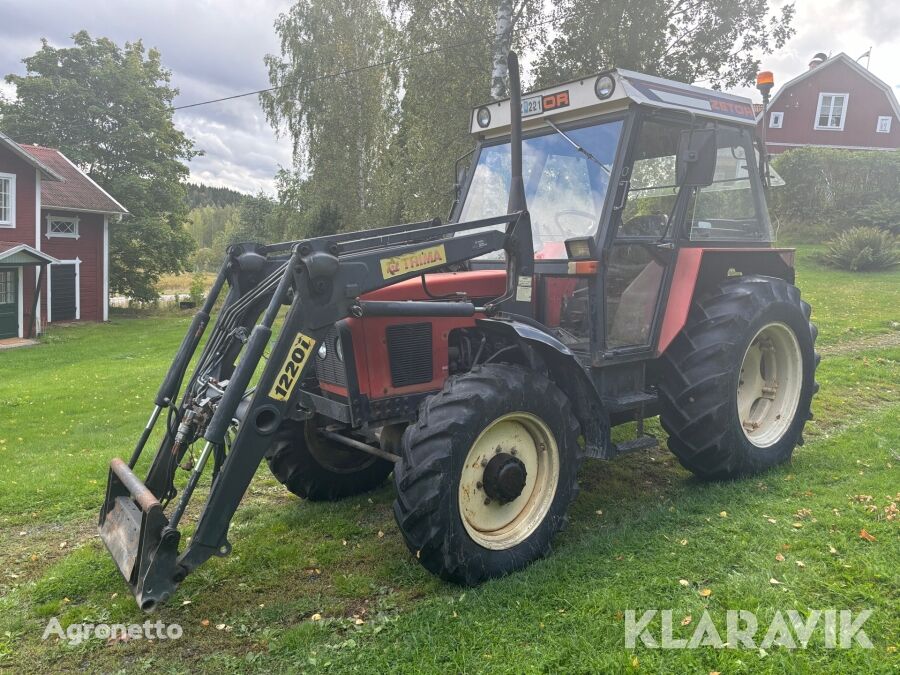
[455,69,774,358]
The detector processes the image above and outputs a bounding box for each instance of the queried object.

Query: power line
[173,6,587,111]
[4,6,589,136]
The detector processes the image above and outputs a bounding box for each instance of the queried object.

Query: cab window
[687,128,773,241]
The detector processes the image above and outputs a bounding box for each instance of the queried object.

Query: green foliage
[0,31,197,301]
[535,0,794,90]
[822,226,900,272]
[769,147,900,242]
[261,0,400,232]
[185,182,247,209]
[189,271,206,306]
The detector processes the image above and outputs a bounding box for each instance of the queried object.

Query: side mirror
[676,128,717,187]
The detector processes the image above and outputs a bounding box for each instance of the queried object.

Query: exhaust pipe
[507,51,526,215]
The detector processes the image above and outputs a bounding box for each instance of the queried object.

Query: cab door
[601,118,690,355]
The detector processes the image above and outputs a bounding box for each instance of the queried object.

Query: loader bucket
[99,458,181,611]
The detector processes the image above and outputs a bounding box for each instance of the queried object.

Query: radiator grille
[315,326,347,387]
[387,323,433,388]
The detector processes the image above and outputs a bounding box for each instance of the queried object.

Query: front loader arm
[99,211,532,610]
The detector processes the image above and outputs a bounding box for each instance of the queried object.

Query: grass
[0,249,898,672]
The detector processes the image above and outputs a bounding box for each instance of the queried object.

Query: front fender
[476,318,610,458]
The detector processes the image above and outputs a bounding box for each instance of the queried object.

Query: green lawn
[0,251,897,673]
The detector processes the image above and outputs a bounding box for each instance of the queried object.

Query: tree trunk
[490,0,514,100]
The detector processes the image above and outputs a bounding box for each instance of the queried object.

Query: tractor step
[603,390,658,413]
[611,434,659,456]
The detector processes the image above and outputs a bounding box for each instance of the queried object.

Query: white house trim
[35,168,42,333]
[103,215,109,321]
[0,171,16,228]
[45,214,80,240]
[17,266,24,338]
[54,152,130,214]
[814,92,849,131]
[767,141,898,151]
[47,257,81,322]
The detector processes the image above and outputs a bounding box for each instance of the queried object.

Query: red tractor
[100,54,818,610]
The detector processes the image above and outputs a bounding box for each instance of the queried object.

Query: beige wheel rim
[458,412,560,550]
[737,322,803,448]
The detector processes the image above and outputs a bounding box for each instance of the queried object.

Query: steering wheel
[554,209,597,238]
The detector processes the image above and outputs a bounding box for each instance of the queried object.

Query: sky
[0,0,898,196]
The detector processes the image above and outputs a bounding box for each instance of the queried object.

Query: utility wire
[6,5,591,137]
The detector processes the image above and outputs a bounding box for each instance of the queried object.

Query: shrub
[822,226,900,272]
[189,271,206,306]
[769,148,900,242]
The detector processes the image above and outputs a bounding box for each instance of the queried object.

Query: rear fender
[476,319,610,457]
[658,247,795,355]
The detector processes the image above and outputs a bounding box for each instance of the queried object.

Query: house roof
[759,52,900,122]
[0,241,58,265]
[18,144,129,215]
[0,131,63,181]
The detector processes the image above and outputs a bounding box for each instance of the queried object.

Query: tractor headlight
[476,107,491,128]
[565,237,596,260]
[335,336,344,362]
[594,74,615,100]
[317,343,328,360]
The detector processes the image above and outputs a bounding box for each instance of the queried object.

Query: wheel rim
[737,322,803,448]
[458,412,560,550]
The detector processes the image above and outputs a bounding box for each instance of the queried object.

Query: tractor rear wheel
[658,275,819,480]
[393,364,583,585]
[266,419,393,501]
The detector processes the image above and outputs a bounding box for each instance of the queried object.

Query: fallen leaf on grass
[792,522,803,529]
[595,509,603,516]
[769,578,783,585]
[794,508,812,519]
[311,613,322,621]
[680,539,688,546]
[699,588,712,598]
[767,518,777,524]
[59,542,67,549]
[681,615,692,626]
[200,619,210,627]
[828,545,838,554]
[355,618,365,625]
[719,511,728,518]
[679,579,690,587]
[631,655,639,668]
[377,530,384,538]
[859,529,877,542]
[795,560,806,568]
[775,553,785,562]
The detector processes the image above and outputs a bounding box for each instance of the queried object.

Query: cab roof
[471,69,756,137]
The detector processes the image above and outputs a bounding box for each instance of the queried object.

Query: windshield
[459,119,624,259]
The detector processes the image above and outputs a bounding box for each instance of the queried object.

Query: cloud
[0,0,294,193]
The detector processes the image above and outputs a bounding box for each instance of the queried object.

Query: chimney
[808,52,828,70]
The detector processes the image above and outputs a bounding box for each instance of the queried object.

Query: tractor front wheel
[266,419,393,501]
[393,364,583,585]
[658,275,819,480]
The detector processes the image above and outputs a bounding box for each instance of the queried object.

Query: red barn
[0,131,127,340]
[757,52,900,154]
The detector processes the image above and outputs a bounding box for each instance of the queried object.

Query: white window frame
[876,116,892,133]
[46,214,80,240]
[814,92,849,131]
[769,111,783,129]
[0,172,16,228]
